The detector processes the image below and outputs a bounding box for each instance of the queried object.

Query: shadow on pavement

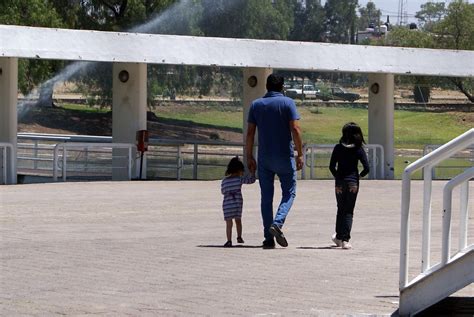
[297,246,338,250]
[197,245,263,248]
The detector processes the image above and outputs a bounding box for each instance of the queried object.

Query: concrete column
[368,73,395,179]
[0,57,18,184]
[112,63,147,180]
[242,68,272,164]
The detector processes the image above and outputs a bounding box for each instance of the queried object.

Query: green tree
[0,0,65,106]
[324,0,358,44]
[434,0,474,101]
[434,0,474,50]
[200,0,294,40]
[415,1,446,31]
[385,1,474,102]
[385,27,436,48]
[358,1,381,31]
[198,0,296,98]
[290,0,325,42]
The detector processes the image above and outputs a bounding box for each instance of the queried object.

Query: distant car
[285,84,319,99]
[317,87,360,102]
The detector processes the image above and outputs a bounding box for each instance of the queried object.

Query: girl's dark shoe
[223,241,232,248]
[237,237,244,243]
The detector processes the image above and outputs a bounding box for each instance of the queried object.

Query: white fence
[17,133,472,182]
[52,142,134,182]
[17,133,245,181]
[301,144,384,180]
[146,139,243,180]
[0,142,14,184]
[17,133,114,178]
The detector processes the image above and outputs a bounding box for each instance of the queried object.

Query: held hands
[247,156,257,174]
[296,155,304,171]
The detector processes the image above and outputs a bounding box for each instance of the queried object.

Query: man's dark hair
[266,74,284,92]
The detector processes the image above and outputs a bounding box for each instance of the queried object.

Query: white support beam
[0,57,18,184]
[112,63,147,181]
[368,73,395,179]
[1,25,474,78]
[242,68,273,167]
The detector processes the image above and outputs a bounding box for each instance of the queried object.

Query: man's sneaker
[269,224,288,247]
[331,233,342,247]
[237,236,244,244]
[262,239,275,249]
[223,241,232,248]
[342,241,352,250]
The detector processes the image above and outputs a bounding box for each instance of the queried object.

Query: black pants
[335,181,359,242]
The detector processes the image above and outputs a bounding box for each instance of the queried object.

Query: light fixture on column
[118,70,129,83]
[247,75,258,88]
[370,83,380,94]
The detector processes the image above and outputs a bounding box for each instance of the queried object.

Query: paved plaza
[1,180,472,316]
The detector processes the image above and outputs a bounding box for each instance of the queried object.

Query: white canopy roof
[1,24,473,77]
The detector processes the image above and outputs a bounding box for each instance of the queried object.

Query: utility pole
[398,0,408,26]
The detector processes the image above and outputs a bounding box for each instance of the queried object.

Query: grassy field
[62,103,110,113]
[152,104,472,149]
[59,103,471,180]
[62,102,471,149]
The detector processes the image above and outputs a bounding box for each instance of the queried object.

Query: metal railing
[442,167,473,265]
[301,144,384,180]
[17,133,112,178]
[0,142,14,184]
[147,139,243,180]
[17,133,244,181]
[423,144,474,179]
[400,128,473,289]
[53,142,133,182]
[17,133,388,181]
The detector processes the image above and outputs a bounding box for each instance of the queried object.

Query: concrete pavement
[1,180,472,316]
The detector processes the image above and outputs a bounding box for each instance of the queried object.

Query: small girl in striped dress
[221,156,256,247]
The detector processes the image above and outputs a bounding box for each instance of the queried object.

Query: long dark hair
[225,156,244,176]
[340,122,366,148]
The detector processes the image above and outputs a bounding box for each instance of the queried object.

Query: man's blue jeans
[258,157,297,241]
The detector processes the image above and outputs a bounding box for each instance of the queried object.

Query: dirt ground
[18,104,243,142]
[18,86,473,140]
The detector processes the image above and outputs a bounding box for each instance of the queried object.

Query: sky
[322,0,474,23]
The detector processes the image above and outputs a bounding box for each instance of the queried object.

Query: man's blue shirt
[248,91,300,160]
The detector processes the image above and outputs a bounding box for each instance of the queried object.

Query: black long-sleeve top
[329,143,370,185]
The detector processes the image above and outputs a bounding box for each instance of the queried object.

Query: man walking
[246,74,304,248]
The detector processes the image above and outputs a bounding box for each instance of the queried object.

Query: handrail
[423,144,474,180]
[18,132,244,147]
[442,167,473,265]
[302,144,384,180]
[0,142,14,185]
[18,132,112,143]
[400,128,474,289]
[53,142,133,182]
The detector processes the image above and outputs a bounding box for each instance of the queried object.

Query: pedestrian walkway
[0,180,472,316]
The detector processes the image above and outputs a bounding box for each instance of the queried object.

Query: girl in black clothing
[329,122,370,249]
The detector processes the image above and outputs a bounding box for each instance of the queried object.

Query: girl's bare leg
[235,218,242,239]
[226,220,233,242]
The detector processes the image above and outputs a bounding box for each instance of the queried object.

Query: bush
[413,86,431,103]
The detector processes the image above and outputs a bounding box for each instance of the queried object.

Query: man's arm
[289,120,304,171]
[245,123,257,173]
